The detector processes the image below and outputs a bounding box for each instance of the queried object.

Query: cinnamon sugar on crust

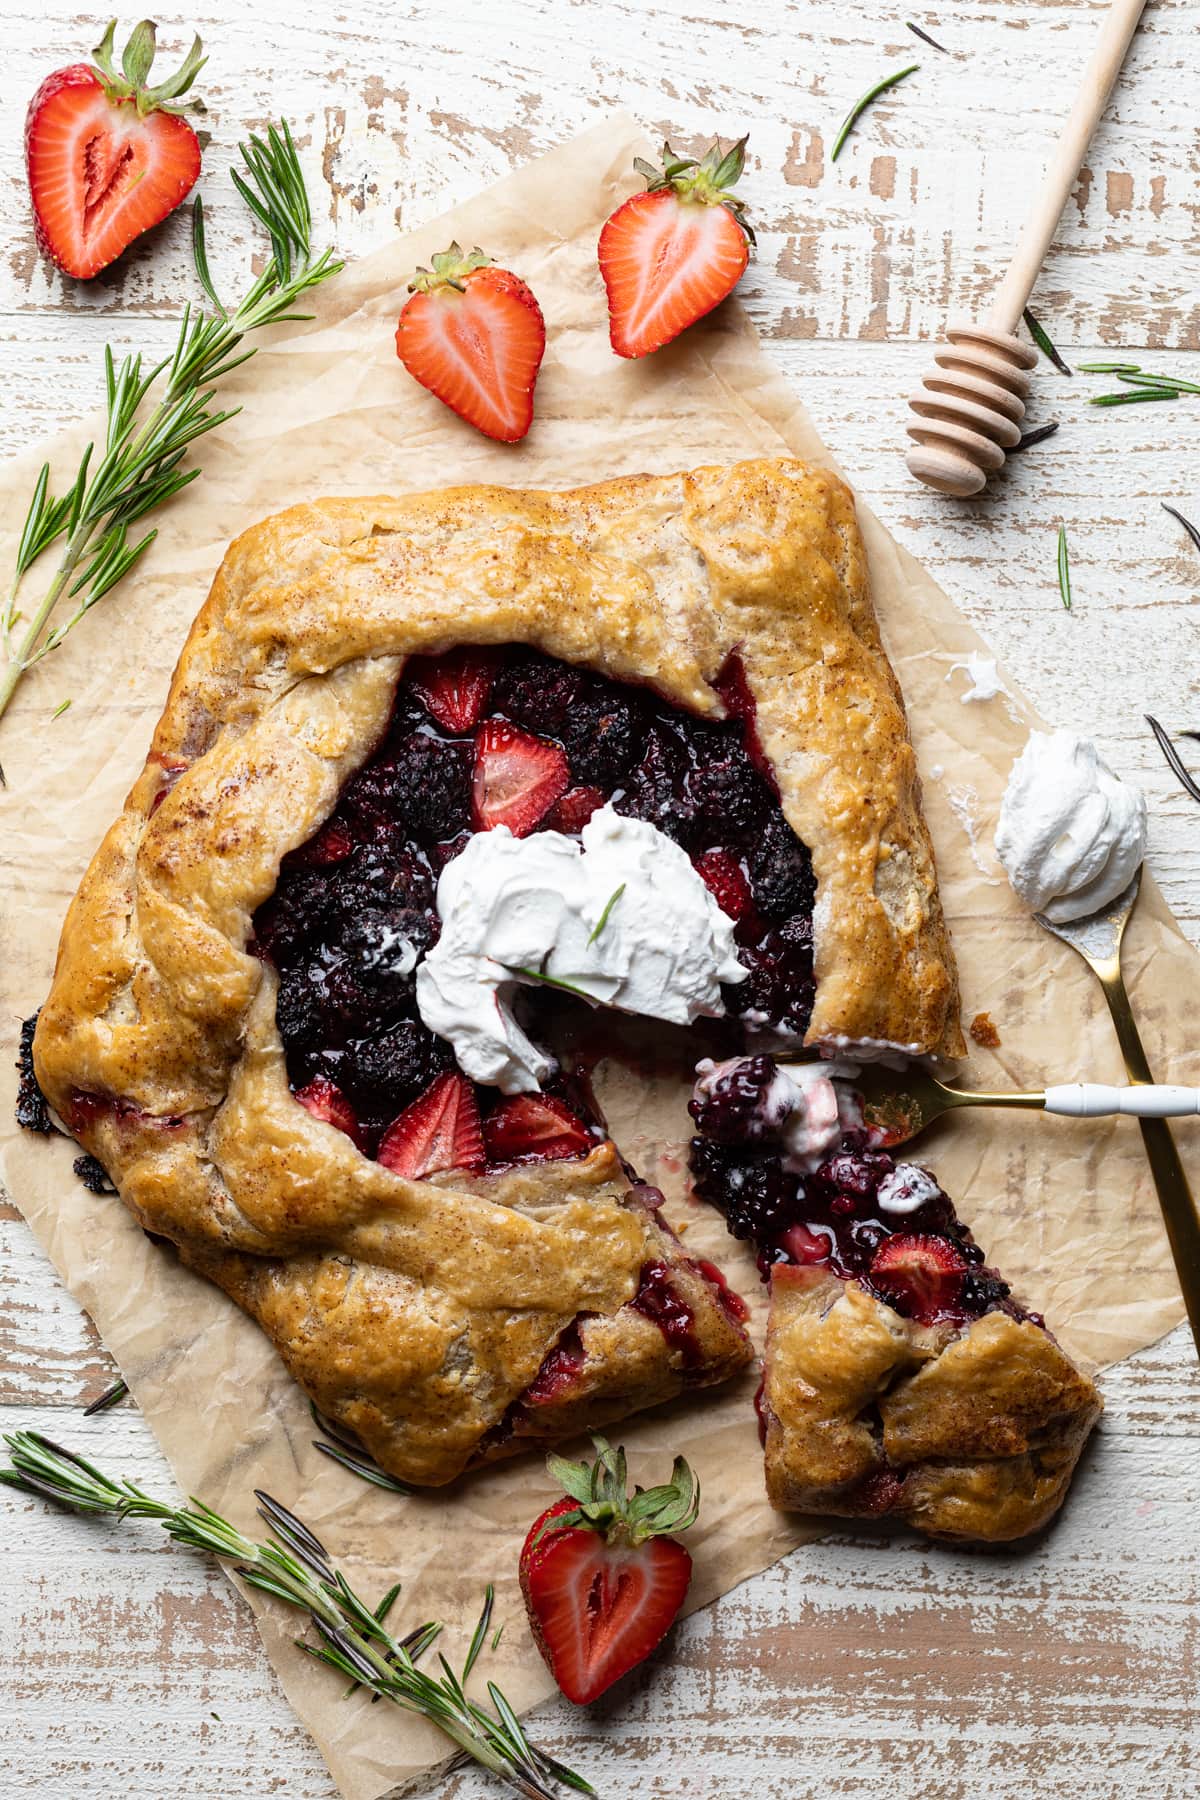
[33,458,960,1486]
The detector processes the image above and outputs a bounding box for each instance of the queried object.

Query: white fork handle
[1043,1083,1200,1118]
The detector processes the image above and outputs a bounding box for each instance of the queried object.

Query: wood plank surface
[2,2,1198,1796]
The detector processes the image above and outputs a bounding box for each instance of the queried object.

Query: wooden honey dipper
[906,0,1147,497]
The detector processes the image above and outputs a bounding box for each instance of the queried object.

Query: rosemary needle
[1146,714,1200,806]
[1007,421,1061,454]
[1022,307,1072,376]
[82,1377,129,1416]
[1162,502,1200,556]
[1090,388,1180,407]
[906,21,948,52]
[1056,524,1072,611]
[587,883,625,945]
[0,1430,593,1800]
[831,64,919,161]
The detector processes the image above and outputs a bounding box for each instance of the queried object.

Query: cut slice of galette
[32,457,963,1488]
[689,1056,1102,1541]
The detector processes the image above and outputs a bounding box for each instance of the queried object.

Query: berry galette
[690,1056,1102,1540]
[35,457,973,1491]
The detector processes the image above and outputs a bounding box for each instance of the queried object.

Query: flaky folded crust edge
[33,457,962,1487]
[762,1266,1102,1543]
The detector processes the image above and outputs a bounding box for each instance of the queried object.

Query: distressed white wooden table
[3,2,1199,1795]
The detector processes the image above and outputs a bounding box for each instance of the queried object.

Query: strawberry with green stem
[520,1437,700,1704]
[598,138,754,359]
[395,244,546,443]
[25,18,206,281]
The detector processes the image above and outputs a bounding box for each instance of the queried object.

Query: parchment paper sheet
[1,114,1195,1799]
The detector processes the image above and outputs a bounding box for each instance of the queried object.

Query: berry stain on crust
[251,643,820,1179]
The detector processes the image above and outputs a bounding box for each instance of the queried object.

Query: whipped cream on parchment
[416,805,747,1092]
[995,729,1147,923]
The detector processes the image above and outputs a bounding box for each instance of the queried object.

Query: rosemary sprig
[1008,421,1061,454]
[1162,501,1200,556]
[0,120,344,775]
[831,64,918,162]
[587,883,626,945]
[1022,307,1072,376]
[310,1401,413,1496]
[1146,714,1200,806]
[1082,360,1200,406]
[906,21,948,52]
[0,1430,591,1800]
[82,1377,129,1417]
[1057,523,1072,610]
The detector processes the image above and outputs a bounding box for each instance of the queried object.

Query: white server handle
[1043,1083,1200,1119]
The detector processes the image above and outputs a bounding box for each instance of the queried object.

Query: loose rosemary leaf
[1162,502,1200,556]
[1022,307,1072,376]
[1056,524,1072,611]
[831,64,919,162]
[906,21,948,52]
[1146,714,1200,805]
[1008,421,1061,454]
[1090,388,1180,407]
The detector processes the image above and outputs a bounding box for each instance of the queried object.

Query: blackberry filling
[251,644,819,1174]
[689,1056,1031,1332]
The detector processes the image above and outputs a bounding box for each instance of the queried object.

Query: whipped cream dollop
[692,1056,863,1174]
[995,730,1147,923]
[416,806,747,1092]
[875,1164,943,1215]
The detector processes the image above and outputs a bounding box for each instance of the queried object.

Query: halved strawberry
[406,647,500,733]
[378,1072,484,1180]
[868,1232,967,1323]
[395,243,546,443]
[520,1437,698,1704]
[473,720,569,835]
[693,848,754,923]
[544,785,606,835]
[598,138,753,359]
[483,1094,592,1164]
[25,21,206,281]
[293,1076,364,1149]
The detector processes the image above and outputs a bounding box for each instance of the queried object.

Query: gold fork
[1035,867,1200,1360]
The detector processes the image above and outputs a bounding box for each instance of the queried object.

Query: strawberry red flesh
[472,719,569,835]
[378,1071,484,1179]
[25,23,205,281]
[544,785,606,835]
[483,1094,592,1164]
[521,1518,692,1704]
[693,847,754,923]
[518,1439,699,1706]
[395,245,546,443]
[868,1232,967,1323]
[406,647,499,733]
[598,138,752,359]
[293,1076,364,1148]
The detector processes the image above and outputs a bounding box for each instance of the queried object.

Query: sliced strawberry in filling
[406,647,500,733]
[693,847,755,924]
[868,1233,968,1325]
[483,1093,593,1164]
[294,1076,365,1147]
[544,785,606,835]
[472,719,570,835]
[378,1071,485,1178]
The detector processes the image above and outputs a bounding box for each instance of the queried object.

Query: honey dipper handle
[988,0,1148,334]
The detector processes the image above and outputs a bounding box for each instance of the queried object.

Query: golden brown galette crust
[33,457,961,1487]
[761,1267,1102,1543]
